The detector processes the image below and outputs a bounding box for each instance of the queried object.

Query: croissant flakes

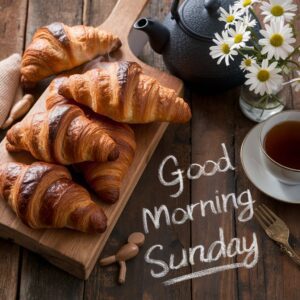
[6,104,119,164]
[46,77,137,203]
[58,61,191,123]
[21,23,121,87]
[0,162,107,233]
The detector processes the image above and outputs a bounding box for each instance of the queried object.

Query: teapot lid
[176,0,227,39]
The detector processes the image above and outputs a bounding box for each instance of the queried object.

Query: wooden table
[0,1,299,299]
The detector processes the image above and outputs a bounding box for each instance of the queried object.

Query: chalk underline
[163,262,245,286]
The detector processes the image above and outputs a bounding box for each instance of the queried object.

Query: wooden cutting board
[0,0,183,279]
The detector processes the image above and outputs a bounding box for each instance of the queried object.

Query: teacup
[260,110,300,185]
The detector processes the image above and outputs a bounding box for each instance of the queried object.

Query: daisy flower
[259,18,296,60]
[260,0,297,23]
[234,0,259,11]
[228,21,251,48]
[242,10,257,28]
[245,59,283,95]
[209,31,238,66]
[240,55,256,71]
[218,6,243,28]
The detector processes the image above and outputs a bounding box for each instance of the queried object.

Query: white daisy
[259,18,296,60]
[209,31,238,66]
[218,6,243,28]
[234,0,259,11]
[228,21,251,48]
[260,0,297,23]
[245,59,283,95]
[242,10,257,28]
[240,55,256,71]
[291,71,300,92]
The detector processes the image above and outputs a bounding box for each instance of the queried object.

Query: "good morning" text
[143,143,258,286]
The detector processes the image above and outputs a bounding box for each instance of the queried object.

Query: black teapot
[134,0,260,90]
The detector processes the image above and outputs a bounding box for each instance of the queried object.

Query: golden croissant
[46,78,136,203]
[58,61,191,123]
[76,113,136,203]
[46,77,70,109]
[21,23,121,87]
[6,104,119,164]
[0,162,107,233]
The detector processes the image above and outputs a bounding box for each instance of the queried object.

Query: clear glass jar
[239,84,288,122]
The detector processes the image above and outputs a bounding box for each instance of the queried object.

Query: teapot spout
[133,18,169,54]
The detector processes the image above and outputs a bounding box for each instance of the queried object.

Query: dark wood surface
[0,0,299,299]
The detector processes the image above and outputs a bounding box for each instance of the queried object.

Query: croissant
[6,104,119,164]
[46,76,71,109]
[46,78,136,203]
[76,113,136,203]
[21,23,121,87]
[58,61,191,123]
[0,162,107,233]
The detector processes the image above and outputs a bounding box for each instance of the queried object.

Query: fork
[254,204,300,266]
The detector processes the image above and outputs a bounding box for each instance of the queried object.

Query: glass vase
[239,84,288,122]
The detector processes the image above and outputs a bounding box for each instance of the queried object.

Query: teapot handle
[171,0,180,21]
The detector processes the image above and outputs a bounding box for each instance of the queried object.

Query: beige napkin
[0,53,22,127]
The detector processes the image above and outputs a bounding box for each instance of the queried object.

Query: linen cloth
[0,53,22,126]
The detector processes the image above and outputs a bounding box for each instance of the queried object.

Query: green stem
[239,46,259,57]
[271,95,285,107]
[256,94,269,106]
[248,27,259,42]
[237,49,247,58]
[259,96,267,118]
[257,94,269,103]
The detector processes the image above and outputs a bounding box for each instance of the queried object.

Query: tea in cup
[260,111,300,185]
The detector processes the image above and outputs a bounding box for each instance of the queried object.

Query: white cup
[260,110,300,185]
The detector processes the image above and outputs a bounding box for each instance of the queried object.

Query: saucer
[240,123,300,204]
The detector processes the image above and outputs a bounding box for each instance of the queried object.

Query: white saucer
[240,123,300,204]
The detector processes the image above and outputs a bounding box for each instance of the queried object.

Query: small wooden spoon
[100,232,145,284]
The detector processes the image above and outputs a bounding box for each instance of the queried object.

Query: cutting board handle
[100,0,150,39]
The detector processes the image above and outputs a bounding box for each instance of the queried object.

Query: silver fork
[254,204,300,266]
